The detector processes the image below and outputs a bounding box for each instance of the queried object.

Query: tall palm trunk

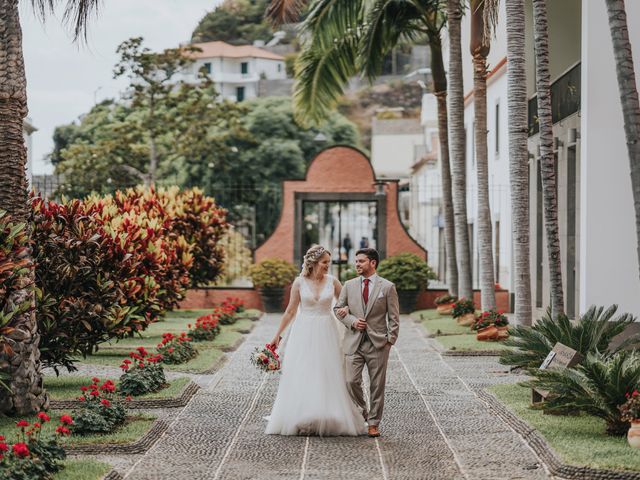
[506,0,532,325]
[428,32,458,297]
[471,0,496,310]
[533,0,564,319]
[605,0,640,282]
[0,0,48,414]
[447,0,473,300]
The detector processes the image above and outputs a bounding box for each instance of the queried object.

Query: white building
[437,0,640,318]
[186,41,286,102]
[371,115,425,179]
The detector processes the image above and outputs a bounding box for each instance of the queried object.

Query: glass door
[302,201,378,280]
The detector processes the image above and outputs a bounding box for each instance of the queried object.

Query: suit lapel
[354,279,366,317]
[365,280,383,318]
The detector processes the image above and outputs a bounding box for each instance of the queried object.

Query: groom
[334,248,400,437]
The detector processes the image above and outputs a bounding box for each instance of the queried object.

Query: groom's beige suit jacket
[334,276,400,355]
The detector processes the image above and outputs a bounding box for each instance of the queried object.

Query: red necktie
[363,278,370,304]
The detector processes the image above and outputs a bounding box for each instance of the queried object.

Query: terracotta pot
[436,304,453,315]
[456,312,476,326]
[477,325,499,341]
[496,326,510,339]
[628,421,640,448]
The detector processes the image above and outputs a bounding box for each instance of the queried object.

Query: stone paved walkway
[112,315,551,479]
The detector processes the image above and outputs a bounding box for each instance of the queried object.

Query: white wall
[371,132,425,179]
[580,0,640,316]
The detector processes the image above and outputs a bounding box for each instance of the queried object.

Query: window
[241,62,249,74]
[203,62,211,74]
[278,63,282,73]
[495,101,500,155]
[236,86,245,102]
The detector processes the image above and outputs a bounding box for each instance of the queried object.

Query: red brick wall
[180,287,511,312]
[256,146,426,263]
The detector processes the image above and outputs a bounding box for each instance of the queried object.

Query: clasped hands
[335,307,366,331]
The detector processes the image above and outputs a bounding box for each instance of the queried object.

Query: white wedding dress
[265,275,367,436]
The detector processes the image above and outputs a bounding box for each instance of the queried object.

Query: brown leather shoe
[368,425,380,437]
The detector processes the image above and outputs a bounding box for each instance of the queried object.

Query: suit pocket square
[377,292,385,300]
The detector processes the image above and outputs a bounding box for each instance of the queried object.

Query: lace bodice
[298,275,334,316]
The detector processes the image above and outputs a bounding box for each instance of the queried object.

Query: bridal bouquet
[250,344,281,372]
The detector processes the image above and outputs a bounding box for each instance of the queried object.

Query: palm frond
[31,0,101,41]
[529,351,640,435]
[481,0,499,43]
[360,0,429,80]
[265,0,307,26]
[293,32,359,125]
[302,0,365,47]
[499,304,638,370]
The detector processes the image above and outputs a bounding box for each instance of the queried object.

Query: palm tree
[446,0,473,300]
[604,0,640,283]
[470,0,496,310]
[532,0,563,319]
[505,0,532,326]
[0,0,99,414]
[270,0,460,297]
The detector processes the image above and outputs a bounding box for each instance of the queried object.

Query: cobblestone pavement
[113,315,551,480]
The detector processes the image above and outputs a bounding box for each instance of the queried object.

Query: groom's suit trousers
[345,334,391,427]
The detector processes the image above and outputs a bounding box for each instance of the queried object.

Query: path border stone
[103,469,124,480]
[443,350,503,356]
[49,381,200,410]
[66,418,169,455]
[477,388,640,480]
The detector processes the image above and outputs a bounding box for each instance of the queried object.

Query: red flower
[12,442,30,458]
[125,395,133,402]
[80,386,89,392]
[634,390,639,397]
[120,364,130,371]
[60,415,74,425]
[37,412,50,423]
[92,377,100,384]
[123,359,132,365]
[16,420,29,428]
[0,442,8,453]
[55,426,71,436]
[90,390,100,397]
[101,399,111,407]
[78,396,86,402]
[33,422,41,429]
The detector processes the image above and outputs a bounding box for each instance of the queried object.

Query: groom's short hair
[356,248,379,267]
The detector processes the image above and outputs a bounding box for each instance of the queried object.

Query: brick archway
[256,146,426,265]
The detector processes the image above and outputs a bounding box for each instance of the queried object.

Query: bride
[265,245,366,436]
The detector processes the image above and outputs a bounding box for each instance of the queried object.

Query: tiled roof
[189,41,285,61]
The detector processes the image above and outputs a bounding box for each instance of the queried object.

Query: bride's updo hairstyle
[301,245,329,277]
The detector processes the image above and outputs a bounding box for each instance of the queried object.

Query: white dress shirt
[360,273,378,296]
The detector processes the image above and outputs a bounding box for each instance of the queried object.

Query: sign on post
[532,342,583,405]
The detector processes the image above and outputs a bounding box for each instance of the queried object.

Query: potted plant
[474,309,509,341]
[434,294,458,315]
[249,258,298,313]
[377,253,435,314]
[452,298,476,326]
[620,390,640,447]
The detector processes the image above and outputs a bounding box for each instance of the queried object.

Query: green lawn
[75,312,248,373]
[412,309,511,352]
[0,412,156,446]
[55,460,112,480]
[490,383,640,472]
[44,375,191,401]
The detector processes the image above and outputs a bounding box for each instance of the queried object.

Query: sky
[21,0,223,175]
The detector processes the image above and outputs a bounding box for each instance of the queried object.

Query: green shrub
[528,350,640,436]
[500,305,638,371]
[249,258,298,289]
[377,253,435,291]
[119,348,166,396]
[72,378,126,435]
[157,333,198,365]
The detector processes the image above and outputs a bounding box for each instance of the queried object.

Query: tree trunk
[605,0,640,283]
[532,0,564,319]
[148,136,158,186]
[506,0,532,325]
[447,0,473,300]
[0,0,48,414]
[471,0,496,311]
[428,33,458,297]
